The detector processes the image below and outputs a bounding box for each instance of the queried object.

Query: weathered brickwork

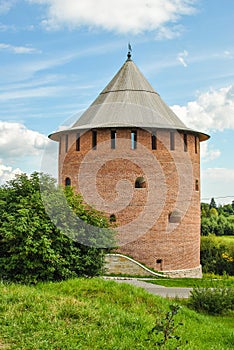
[59,127,202,277]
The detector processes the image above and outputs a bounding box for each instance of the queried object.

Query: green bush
[0,172,115,284]
[188,286,234,315]
[200,235,234,275]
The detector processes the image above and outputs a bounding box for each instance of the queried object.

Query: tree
[222,204,234,216]
[201,203,210,218]
[201,201,234,236]
[209,197,217,209]
[209,207,218,217]
[0,172,115,284]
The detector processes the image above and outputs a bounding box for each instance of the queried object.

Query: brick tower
[49,50,209,277]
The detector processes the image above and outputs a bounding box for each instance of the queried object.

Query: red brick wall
[59,128,201,272]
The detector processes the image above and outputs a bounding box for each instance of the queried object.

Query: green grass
[0,278,233,349]
[144,275,234,288]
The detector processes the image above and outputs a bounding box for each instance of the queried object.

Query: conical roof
[49,55,209,141]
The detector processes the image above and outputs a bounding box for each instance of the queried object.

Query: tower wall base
[105,254,202,278]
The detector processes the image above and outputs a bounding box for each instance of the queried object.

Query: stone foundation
[105,254,202,278]
[163,265,202,278]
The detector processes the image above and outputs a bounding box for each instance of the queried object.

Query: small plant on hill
[147,304,184,349]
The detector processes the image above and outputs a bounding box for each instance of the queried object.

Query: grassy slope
[0,278,233,350]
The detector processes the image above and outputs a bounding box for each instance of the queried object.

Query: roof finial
[127,42,132,61]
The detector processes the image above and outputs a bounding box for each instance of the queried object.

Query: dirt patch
[0,340,10,349]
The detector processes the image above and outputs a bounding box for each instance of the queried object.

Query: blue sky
[0,0,233,205]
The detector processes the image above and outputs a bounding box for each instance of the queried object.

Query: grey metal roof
[49,56,209,141]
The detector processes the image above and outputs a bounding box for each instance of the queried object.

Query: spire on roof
[127,43,132,61]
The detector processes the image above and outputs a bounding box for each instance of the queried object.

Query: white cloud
[155,24,184,40]
[0,162,22,185]
[200,143,221,162]
[0,122,49,158]
[201,168,234,204]
[0,85,67,100]
[0,43,40,54]
[28,0,198,34]
[203,168,234,182]
[177,50,188,67]
[0,23,15,31]
[171,85,234,132]
[0,0,16,14]
[224,50,233,59]
[0,122,50,185]
[0,51,79,84]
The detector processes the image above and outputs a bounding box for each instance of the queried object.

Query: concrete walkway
[105,278,193,299]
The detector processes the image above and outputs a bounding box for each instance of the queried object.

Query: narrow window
[76,133,80,151]
[135,177,146,188]
[65,134,69,153]
[65,177,71,186]
[131,130,137,149]
[111,130,116,149]
[152,130,157,150]
[59,137,61,155]
[195,179,199,191]
[92,130,97,150]
[184,133,188,152]
[110,214,116,223]
[195,136,198,154]
[170,131,175,151]
[156,259,163,271]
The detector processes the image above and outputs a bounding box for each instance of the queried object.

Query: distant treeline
[201,198,234,236]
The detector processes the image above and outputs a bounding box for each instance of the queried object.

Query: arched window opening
[65,177,71,187]
[110,214,117,223]
[156,259,163,271]
[195,179,199,191]
[135,176,146,188]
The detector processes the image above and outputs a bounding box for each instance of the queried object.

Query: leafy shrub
[200,235,234,275]
[0,172,115,284]
[188,286,234,315]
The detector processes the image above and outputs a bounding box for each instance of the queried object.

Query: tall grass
[0,278,233,349]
